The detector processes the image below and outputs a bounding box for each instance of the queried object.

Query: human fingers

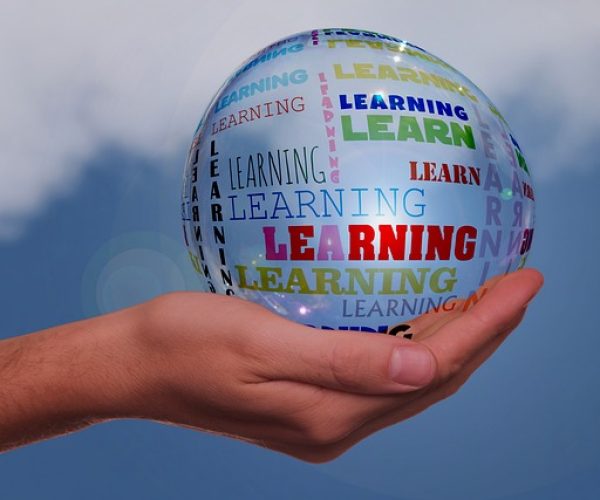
[264,274,509,395]
[260,306,529,463]
[250,271,538,462]
[419,268,543,382]
[334,304,530,450]
[250,317,437,395]
[394,272,507,342]
[386,299,465,340]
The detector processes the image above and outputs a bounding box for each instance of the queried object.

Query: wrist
[67,304,152,421]
[0,304,150,451]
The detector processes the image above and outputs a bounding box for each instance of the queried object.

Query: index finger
[421,268,543,382]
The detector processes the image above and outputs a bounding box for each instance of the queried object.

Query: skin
[0,268,543,462]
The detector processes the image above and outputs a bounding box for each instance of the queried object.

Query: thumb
[256,322,437,395]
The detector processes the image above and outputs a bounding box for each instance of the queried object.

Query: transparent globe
[181,28,535,333]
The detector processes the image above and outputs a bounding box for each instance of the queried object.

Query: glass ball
[181,28,535,333]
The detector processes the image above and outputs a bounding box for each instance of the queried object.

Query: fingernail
[389,345,435,387]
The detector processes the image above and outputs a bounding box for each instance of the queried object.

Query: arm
[0,306,143,451]
[0,269,543,461]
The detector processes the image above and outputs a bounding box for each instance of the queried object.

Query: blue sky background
[1,1,599,499]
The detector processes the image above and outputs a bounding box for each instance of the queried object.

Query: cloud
[0,0,598,240]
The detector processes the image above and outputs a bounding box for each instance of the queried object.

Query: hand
[119,268,543,462]
[0,269,543,460]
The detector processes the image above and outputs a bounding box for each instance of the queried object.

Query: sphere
[181,28,535,333]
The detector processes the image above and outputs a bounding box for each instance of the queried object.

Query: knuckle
[434,345,463,381]
[446,358,464,379]
[432,362,455,386]
[327,342,364,391]
[469,307,497,332]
